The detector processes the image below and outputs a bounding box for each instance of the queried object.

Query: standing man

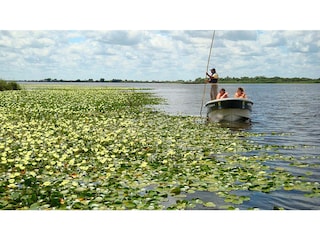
[206,68,219,100]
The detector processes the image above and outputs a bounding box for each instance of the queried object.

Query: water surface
[120,82,320,209]
[22,82,320,209]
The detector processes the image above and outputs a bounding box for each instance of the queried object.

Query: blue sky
[1,1,319,81]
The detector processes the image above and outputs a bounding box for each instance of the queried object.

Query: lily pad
[203,202,216,208]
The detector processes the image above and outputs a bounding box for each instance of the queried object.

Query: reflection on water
[215,121,252,131]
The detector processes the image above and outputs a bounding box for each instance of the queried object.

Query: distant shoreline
[17,78,320,84]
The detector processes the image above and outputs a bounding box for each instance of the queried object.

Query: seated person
[216,88,228,99]
[234,87,247,98]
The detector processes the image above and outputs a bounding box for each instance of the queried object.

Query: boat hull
[205,98,253,122]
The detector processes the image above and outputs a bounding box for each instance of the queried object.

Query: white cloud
[0,30,319,81]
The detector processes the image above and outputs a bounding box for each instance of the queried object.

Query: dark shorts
[209,79,218,83]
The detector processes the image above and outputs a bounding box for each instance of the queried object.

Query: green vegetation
[0,84,319,209]
[21,76,320,84]
[0,80,22,91]
[193,76,320,84]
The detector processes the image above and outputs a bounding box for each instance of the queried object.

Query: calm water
[22,82,320,209]
[108,82,320,210]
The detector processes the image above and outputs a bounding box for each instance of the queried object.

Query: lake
[107,82,320,209]
[21,82,320,209]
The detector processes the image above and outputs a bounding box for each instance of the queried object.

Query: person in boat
[234,87,247,98]
[216,88,228,99]
[205,68,219,100]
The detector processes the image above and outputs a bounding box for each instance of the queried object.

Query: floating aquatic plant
[0,84,319,210]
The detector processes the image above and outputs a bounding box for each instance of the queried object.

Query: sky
[1,30,319,81]
[1,1,319,81]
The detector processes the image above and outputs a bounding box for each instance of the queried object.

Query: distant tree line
[36,78,125,83]
[192,76,320,84]
[17,76,320,84]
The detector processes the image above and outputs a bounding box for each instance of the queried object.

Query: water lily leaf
[75,187,87,192]
[124,201,137,209]
[203,202,216,207]
[170,187,181,195]
[1,84,319,210]
[174,194,187,198]
[60,189,69,195]
[29,202,41,210]
[94,197,103,202]
[304,192,320,198]
[0,200,9,208]
[283,185,294,191]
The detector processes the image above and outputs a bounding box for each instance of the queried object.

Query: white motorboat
[205,98,253,122]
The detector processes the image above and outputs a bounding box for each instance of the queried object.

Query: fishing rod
[199,30,215,117]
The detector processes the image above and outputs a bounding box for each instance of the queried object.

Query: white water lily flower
[80,166,89,171]
[60,179,70,186]
[140,162,148,168]
[72,181,79,187]
[167,149,175,156]
[43,181,51,186]
[99,158,107,164]
[68,159,75,165]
